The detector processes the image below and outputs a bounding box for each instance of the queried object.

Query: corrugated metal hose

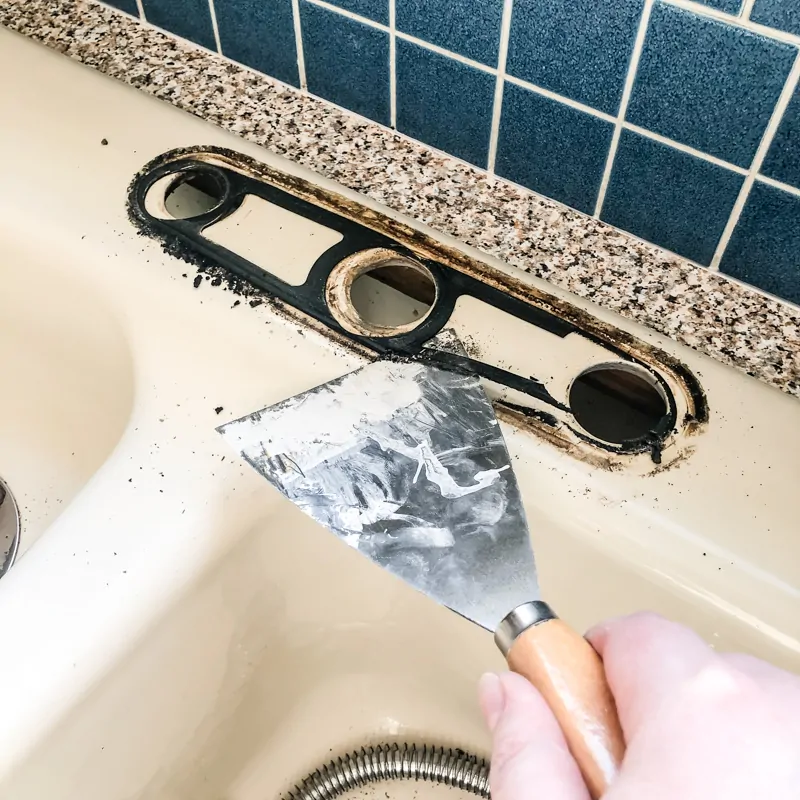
[284,743,491,799]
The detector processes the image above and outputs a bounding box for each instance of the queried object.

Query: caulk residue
[219,356,538,630]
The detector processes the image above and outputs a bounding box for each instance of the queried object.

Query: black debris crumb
[249,299,263,308]
[100,138,108,146]
[193,275,203,289]
[232,300,241,307]
[215,406,224,414]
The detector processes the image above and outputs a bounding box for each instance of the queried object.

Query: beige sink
[0,27,798,800]
[0,239,134,554]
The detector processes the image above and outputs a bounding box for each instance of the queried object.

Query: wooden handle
[506,618,625,799]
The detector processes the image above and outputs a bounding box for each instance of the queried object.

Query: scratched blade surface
[218,359,539,632]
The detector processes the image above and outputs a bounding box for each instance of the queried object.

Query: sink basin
[0,27,798,800]
[6,507,494,799]
[0,239,134,553]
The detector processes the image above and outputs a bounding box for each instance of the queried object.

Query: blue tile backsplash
[507,0,645,116]
[762,87,800,188]
[626,4,795,167]
[396,0,503,66]
[721,182,800,304]
[396,39,494,166]
[214,0,299,87]
[109,0,800,306]
[696,0,742,14]
[325,0,388,25]
[751,0,800,37]
[601,131,744,265]
[300,1,390,126]
[496,83,614,214]
[140,0,216,51]
[105,0,139,16]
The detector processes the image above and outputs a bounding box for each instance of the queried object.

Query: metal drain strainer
[0,477,20,578]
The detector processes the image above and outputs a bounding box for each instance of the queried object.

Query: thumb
[479,672,591,800]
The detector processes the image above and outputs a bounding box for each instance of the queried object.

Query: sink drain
[0,477,20,578]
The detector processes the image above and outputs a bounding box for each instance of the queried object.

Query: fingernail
[585,614,623,642]
[478,672,505,732]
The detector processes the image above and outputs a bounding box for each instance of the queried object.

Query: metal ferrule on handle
[494,601,557,655]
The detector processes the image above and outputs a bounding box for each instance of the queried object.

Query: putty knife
[219,354,625,798]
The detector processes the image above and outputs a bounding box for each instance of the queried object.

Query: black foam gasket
[129,150,695,458]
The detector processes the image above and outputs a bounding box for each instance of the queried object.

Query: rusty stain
[649,446,696,475]
[496,406,624,473]
[324,248,436,338]
[128,146,709,470]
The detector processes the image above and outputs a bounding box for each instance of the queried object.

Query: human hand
[479,612,800,800]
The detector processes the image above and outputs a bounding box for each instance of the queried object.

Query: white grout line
[504,74,617,121]
[304,0,496,72]
[389,0,397,128]
[755,173,800,197]
[206,0,222,54]
[291,0,308,91]
[663,0,800,46]
[623,121,750,173]
[394,30,496,73]
[486,0,515,173]
[134,0,146,21]
[740,0,757,21]
[305,0,386,30]
[710,51,800,269]
[594,0,654,218]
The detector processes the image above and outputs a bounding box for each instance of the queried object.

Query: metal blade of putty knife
[219,350,624,798]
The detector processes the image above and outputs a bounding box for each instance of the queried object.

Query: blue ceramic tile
[751,0,800,37]
[627,4,796,168]
[761,88,800,189]
[301,2,390,125]
[215,0,298,86]
[506,0,645,115]
[141,0,216,49]
[105,0,140,16]
[601,131,743,265]
[721,182,800,303]
[396,40,494,167]
[694,0,742,14]
[495,84,613,214]
[396,0,504,66]
[324,0,388,24]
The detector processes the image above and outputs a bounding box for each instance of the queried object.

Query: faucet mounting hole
[163,169,226,219]
[0,477,20,578]
[569,363,669,445]
[326,249,436,337]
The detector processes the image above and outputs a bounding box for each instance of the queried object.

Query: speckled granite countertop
[2,0,799,397]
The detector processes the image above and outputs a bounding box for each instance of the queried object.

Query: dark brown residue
[127,146,708,466]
